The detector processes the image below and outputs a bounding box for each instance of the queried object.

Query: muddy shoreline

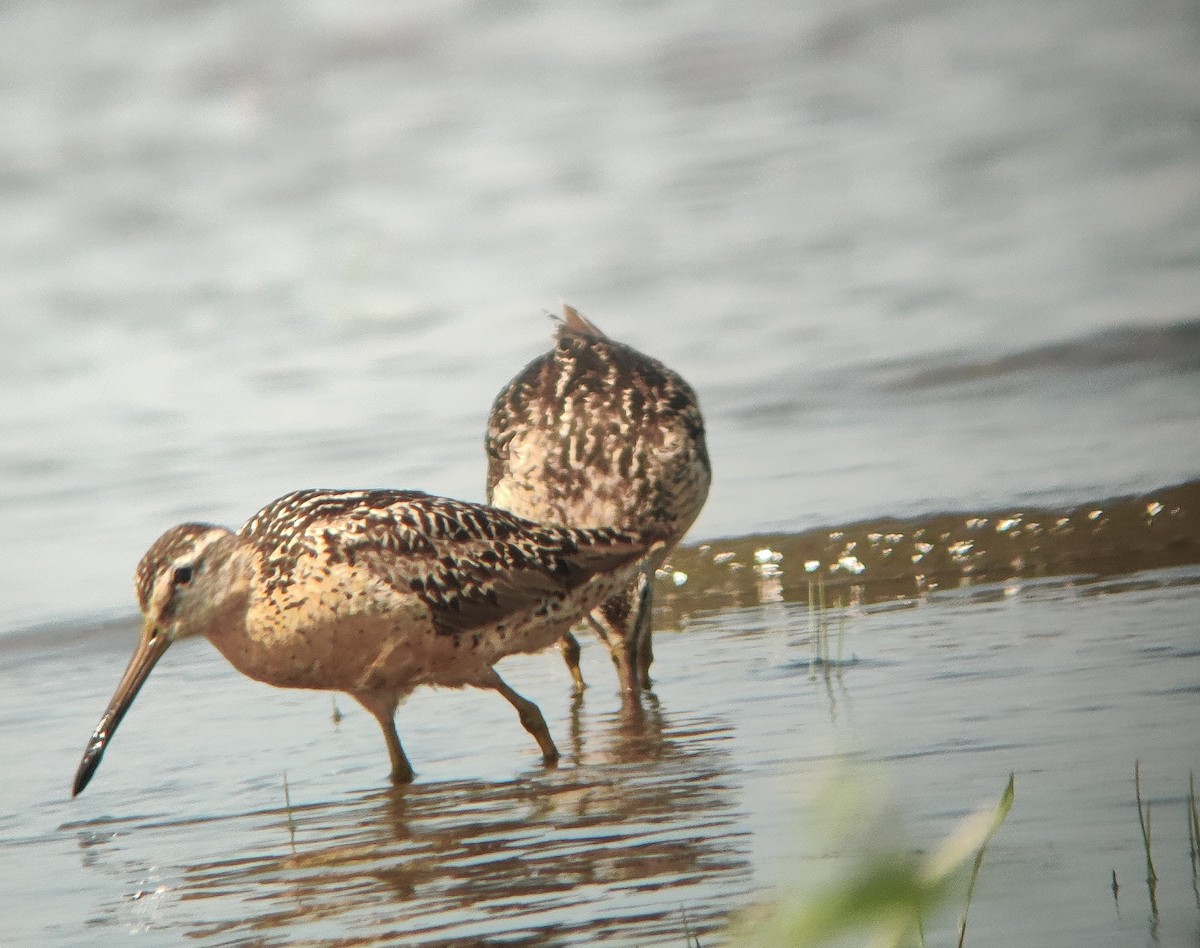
[660,478,1200,614]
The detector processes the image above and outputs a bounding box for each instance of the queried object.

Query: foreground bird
[72,488,657,795]
[486,306,710,694]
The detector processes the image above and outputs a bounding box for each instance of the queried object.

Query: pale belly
[204,563,634,698]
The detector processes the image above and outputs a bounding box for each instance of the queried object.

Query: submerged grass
[1190,771,1200,909]
[806,575,850,678]
[1135,760,1159,921]
[681,905,702,948]
[282,771,298,855]
[1128,763,1200,937]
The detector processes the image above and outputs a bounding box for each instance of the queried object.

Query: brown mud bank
[660,478,1200,615]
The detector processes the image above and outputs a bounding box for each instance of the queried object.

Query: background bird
[486,306,711,694]
[72,488,656,795]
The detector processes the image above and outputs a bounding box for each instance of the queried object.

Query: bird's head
[72,523,232,796]
[135,523,234,643]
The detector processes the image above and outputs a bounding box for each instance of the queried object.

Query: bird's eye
[173,565,193,586]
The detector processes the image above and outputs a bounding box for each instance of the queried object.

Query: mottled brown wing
[410,534,649,639]
[295,491,651,639]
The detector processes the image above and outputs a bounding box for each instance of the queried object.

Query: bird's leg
[559,631,586,691]
[353,692,414,784]
[481,667,560,766]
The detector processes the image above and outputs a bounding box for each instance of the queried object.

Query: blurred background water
[2,0,1198,636]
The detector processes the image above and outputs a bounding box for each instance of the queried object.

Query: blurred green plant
[725,771,1014,947]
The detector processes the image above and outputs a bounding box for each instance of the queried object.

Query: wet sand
[3,484,1198,946]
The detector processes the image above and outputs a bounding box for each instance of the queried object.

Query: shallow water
[4,562,1199,945]
[3,0,1200,944]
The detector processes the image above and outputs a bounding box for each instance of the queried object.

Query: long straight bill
[72,623,171,796]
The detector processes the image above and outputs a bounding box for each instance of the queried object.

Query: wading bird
[486,306,710,694]
[72,488,657,795]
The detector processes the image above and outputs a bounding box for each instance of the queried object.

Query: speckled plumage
[486,307,711,692]
[74,488,654,794]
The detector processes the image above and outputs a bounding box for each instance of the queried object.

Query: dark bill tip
[72,717,112,796]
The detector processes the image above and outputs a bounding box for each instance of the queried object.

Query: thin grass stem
[680,904,700,947]
[1135,761,1159,920]
[836,599,847,677]
[957,772,1016,948]
[811,576,820,681]
[818,576,828,672]
[1188,770,1199,909]
[282,771,298,855]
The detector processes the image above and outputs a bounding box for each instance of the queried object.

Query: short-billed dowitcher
[72,488,657,794]
[486,306,710,693]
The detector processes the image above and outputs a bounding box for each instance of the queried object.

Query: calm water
[2,0,1200,944]
[4,568,1199,945]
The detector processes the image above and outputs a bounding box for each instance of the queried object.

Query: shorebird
[72,488,658,794]
[486,306,710,694]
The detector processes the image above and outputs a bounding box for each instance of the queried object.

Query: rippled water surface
[4,567,1199,945]
[2,0,1200,944]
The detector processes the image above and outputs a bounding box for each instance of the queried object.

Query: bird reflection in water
[71,704,752,945]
